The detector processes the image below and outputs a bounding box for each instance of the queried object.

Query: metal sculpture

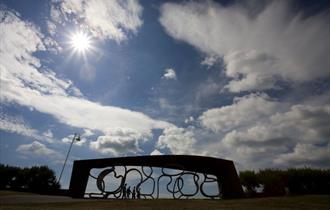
[69,155,243,199]
[87,166,219,199]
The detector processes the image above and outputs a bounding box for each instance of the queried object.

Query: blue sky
[0,0,329,189]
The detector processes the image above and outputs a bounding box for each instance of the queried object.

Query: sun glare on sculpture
[70,32,91,53]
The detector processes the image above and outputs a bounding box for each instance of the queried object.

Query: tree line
[239,168,330,197]
[0,164,60,193]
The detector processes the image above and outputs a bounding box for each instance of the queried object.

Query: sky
[0,0,329,189]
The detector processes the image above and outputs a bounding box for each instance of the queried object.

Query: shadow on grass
[1,194,330,210]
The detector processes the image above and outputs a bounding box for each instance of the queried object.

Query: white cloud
[157,0,330,169]
[0,114,39,139]
[223,50,280,92]
[90,128,151,156]
[274,143,330,167]
[0,9,172,155]
[51,0,143,42]
[82,129,94,137]
[49,3,64,24]
[61,129,94,146]
[199,93,281,133]
[163,68,177,80]
[184,116,194,124]
[43,37,62,54]
[16,141,60,157]
[0,10,80,98]
[160,1,330,92]
[157,126,197,155]
[270,104,330,143]
[201,55,218,68]
[4,92,171,135]
[150,149,163,156]
[200,94,330,169]
[0,114,53,143]
[62,134,87,146]
[46,20,57,36]
[43,129,54,138]
[156,93,330,169]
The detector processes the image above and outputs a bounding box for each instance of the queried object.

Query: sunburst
[70,32,91,53]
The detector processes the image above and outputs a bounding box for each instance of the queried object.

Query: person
[132,186,136,199]
[136,187,141,199]
[126,186,131,198]
[122,183,127,199]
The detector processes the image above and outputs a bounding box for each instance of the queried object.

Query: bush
[0,165,20,189]
[287,168,330,195]
[239,168,330,197]
[258,169,287,196]
[239,170,260,196]
[0,164,60,193]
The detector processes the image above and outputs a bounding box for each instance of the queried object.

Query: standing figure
[122,183,127,199]
[126,186,131,199]
[136,187,141,199]
[132,186,136,199]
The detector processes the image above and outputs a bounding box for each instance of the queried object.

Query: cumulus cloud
[150,149,163,156]
[274,143,330,167]
[90,128,151,155]
[0,9,172,155]
[160,1,330,92]
[61,129,93,146]
[157,126,197,154]
[162,68,177,80]
[50,0,143,42]
[158,0,330,167]
[200,94,330,168]
[223,50,280,92]
[199,93,281,133]
[156,93,330,169]
[62,134,87,146]
[82,129,94,137]
[17,141,60,157]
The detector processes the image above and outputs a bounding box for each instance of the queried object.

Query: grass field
[1,193,329,210]
[0,190,34,196]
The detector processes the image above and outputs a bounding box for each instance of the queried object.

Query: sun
[70,32,91,53]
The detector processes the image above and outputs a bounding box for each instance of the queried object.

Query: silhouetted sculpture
[69,155,243,199]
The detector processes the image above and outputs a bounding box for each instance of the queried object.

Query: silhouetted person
[126,186,131,198]
[136,187,141,199]
[122,183,127,199]
[132,186,136,199]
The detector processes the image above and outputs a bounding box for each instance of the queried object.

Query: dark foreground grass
[0,191,33,196]
[1,195,330,210]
